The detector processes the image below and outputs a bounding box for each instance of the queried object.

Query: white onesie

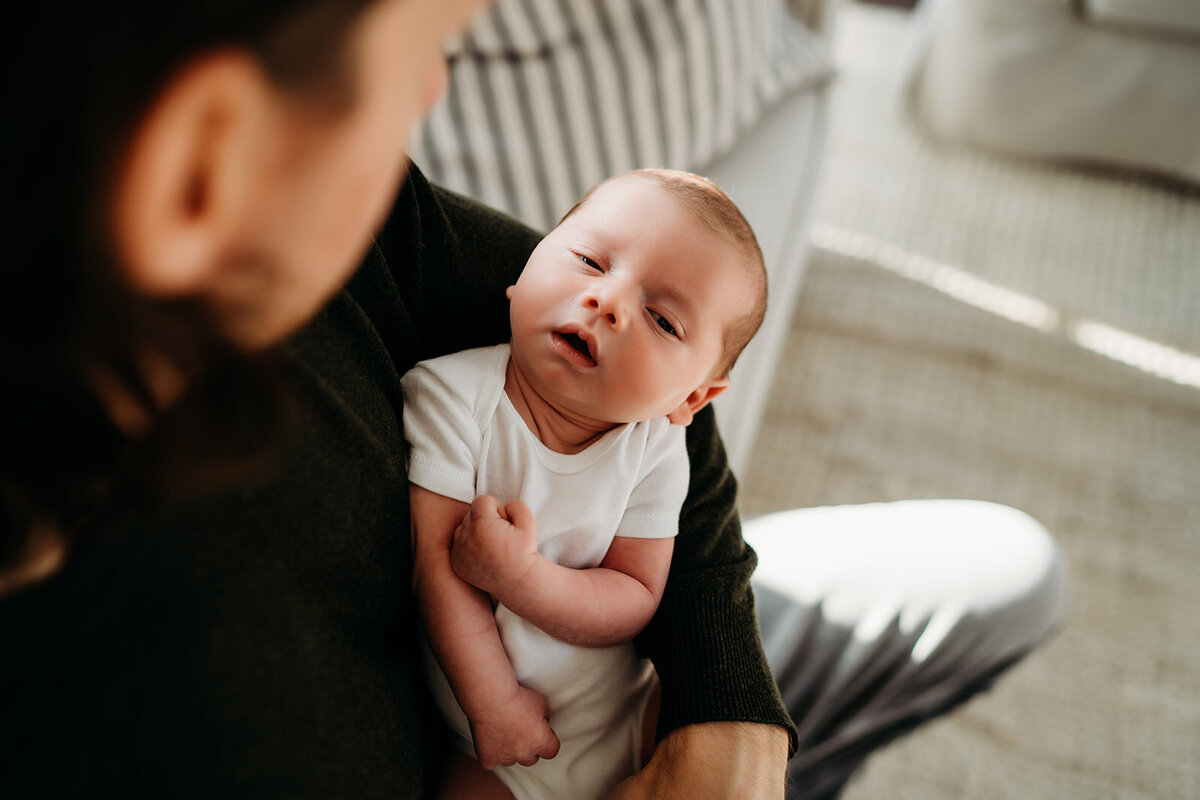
[401,344,689,800]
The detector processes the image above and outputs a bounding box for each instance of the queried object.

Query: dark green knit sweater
[1,167,794,797]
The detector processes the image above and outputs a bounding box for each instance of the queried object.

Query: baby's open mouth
[562,332,591,358]
[556,331,596,365]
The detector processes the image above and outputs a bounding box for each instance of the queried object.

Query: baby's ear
[666,378,729,426]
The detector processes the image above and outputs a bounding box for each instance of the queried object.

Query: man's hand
[450,494,539,601]
[607,722,788,799]
[468,683,561,771]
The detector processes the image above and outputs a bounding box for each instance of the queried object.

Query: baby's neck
[504,358,618,455]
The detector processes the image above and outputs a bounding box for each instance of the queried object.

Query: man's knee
[747,500,1068,664]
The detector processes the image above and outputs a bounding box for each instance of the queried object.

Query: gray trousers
[748,500,1068,800]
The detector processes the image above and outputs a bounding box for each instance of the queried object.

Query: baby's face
[507,175,754,425]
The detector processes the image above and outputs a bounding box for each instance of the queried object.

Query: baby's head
[560,170,767,378]
[507,169,767,426]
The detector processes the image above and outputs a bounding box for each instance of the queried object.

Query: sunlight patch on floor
[811,223,1200,391]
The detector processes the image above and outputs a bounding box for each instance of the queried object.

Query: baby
[403,168,767,800]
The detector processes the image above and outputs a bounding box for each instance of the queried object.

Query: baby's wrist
[489,551,541,609]
[461,677,521,721]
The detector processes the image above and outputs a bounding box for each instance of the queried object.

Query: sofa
[904,0,1200,185]
[410,0,837,475]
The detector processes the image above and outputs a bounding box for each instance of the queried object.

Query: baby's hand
[450,495,538,602]
[470,684,561,771]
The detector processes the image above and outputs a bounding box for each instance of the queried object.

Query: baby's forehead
[570,175,725,237]
[570,173,668,213]
[679,252,761,326]
[564,172,761,292]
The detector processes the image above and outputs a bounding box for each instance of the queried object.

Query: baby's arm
[409,485,560,770]
[450,495,674,648]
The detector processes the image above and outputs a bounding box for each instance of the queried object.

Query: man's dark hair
[0,0,379,585]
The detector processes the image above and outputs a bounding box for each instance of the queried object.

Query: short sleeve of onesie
[615,419,689,541]
[400,345,507,504]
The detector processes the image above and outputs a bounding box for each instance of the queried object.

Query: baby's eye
[579,254,602,271]
[651,311,678,337]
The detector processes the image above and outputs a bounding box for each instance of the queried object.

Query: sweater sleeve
[636,408,800,752]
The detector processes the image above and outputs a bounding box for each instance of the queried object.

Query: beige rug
[740,3,1200,798]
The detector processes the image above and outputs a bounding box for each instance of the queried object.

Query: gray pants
[748,500,1068,800]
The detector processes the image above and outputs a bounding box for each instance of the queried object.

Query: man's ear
[112,51,271,296]
[666,378,729,426]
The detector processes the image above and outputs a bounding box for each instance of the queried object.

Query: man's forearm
[608,722,789,799]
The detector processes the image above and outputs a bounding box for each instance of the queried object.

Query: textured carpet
[739,3,1200,798]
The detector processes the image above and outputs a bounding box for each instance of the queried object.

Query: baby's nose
[585,295,622,327]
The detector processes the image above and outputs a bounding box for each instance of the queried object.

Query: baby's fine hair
[561,169,768,377]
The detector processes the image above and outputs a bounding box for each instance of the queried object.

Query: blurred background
[742,3,1200,799]
[413,0,1200,797]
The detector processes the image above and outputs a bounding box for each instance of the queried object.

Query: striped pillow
[412,0,833,233]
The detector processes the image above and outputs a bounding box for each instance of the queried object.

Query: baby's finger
[538,724,561,761]
[515,727,559,767]
[529,694,559,763]
[502,499,536,532]
[470,494,502,518]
